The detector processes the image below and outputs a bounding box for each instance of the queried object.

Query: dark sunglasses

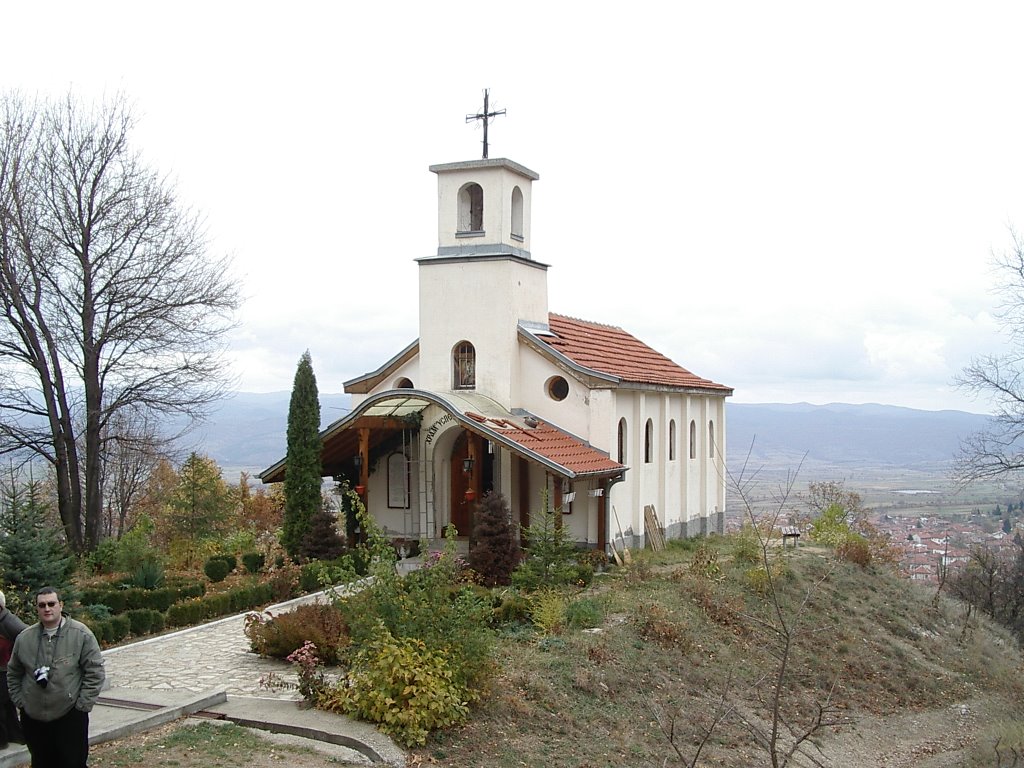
[36,601,59,608]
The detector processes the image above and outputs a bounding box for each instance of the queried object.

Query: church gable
[531,313,733,393]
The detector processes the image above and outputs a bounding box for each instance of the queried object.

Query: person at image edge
[7,587,105,768]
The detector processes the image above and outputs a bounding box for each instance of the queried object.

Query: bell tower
[415,158,548,407]
[428,158,538,260]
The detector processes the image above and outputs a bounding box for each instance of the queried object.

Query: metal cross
[465,89,506,159]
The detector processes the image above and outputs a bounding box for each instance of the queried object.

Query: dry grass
[412,536,1024,767]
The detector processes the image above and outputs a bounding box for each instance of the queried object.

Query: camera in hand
[33,666,49,687]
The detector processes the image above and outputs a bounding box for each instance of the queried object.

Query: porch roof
[258,389,625,484]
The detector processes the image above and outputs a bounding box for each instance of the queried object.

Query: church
[261,148,732,554]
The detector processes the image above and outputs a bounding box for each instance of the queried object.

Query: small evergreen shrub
[468,492,520,587]
[130,559,166,589]
[80,604,112,621]
[530,589,568,635]
[565,597,604,629]
[242,552,265,574]
[491,590,531,626]
[108,614,131,643]
[204,557,231,583]
[211,553,237,572]
[126,608,162,636]
[299,504,346,562]
[512,500,582,590]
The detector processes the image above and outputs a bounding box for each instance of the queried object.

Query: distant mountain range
[183,393,992,481]
[726,402,990,474]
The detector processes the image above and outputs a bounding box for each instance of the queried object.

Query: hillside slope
[413,539,1023,767]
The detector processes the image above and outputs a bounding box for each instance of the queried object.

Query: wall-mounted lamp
[462,457,475,474]
[353,454,363,470]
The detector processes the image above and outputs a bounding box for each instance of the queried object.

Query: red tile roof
[536,314,732,392]
[466,411,623,477]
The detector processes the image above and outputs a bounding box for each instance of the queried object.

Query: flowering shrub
[243,603,349,665]
[287,640,326,702]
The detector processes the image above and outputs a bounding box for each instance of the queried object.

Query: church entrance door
[450,432,473,535]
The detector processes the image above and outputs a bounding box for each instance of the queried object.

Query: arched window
[668,419,676,461]
[709,421,715,458]
[617,418,627,464]
[644,419,654,463]
[458,183,484,232]
[453,341,475,389]
[689,420,696,460]
[511,186,524,240]
[395,377,414,389]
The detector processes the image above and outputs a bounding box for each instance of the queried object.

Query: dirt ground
[87,695,1001,768]
[89,719,373,767]
[815,695,1001,768]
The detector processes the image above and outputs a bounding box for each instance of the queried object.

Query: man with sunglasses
[7,587,105,767]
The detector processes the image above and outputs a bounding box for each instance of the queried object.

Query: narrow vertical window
[644,419,654,464]
[617,418,627,464]
[453,341,476,389]
[458,183,484,232]
[709,420,715,458]
[511,186,524,240]
[668,419,676,461]
[689,420,696,460]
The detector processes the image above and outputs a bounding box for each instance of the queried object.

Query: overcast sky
[4,2,1024,414]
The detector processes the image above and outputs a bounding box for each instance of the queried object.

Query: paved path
[102,591,330,700]
[0,587,406,768]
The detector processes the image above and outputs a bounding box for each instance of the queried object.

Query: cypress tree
[282,350,322,558]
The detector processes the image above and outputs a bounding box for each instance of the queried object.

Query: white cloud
[4,1,1024,412]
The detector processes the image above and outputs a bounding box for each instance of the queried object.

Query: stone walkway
[102,591,331,700]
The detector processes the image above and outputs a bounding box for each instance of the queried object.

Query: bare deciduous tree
[0,91,239,552]
[956,229,1024,483]
[728,447,852,768]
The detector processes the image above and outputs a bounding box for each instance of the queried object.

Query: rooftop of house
[537,313,733,392]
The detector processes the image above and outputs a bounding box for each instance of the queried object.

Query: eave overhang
[258,388,625,485]
[343,339,419,394]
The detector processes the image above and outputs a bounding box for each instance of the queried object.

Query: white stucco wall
[516,346,592,440]
[417,258,548,407]
[433,161,535,253]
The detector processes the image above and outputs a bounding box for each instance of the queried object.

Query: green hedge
[166,583,274,628]
[80,582,205,615]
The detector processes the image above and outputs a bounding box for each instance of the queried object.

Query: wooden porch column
[358,428,369,490]
[552,474,563,528]
[517,456,529,544]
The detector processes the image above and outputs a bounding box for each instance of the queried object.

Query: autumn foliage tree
[164,452,234,568]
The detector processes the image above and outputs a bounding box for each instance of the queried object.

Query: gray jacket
[8,617,105,721]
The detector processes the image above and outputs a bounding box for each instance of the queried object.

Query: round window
[547,376,569,401]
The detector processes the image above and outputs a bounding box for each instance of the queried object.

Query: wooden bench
[781,526,801,548]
